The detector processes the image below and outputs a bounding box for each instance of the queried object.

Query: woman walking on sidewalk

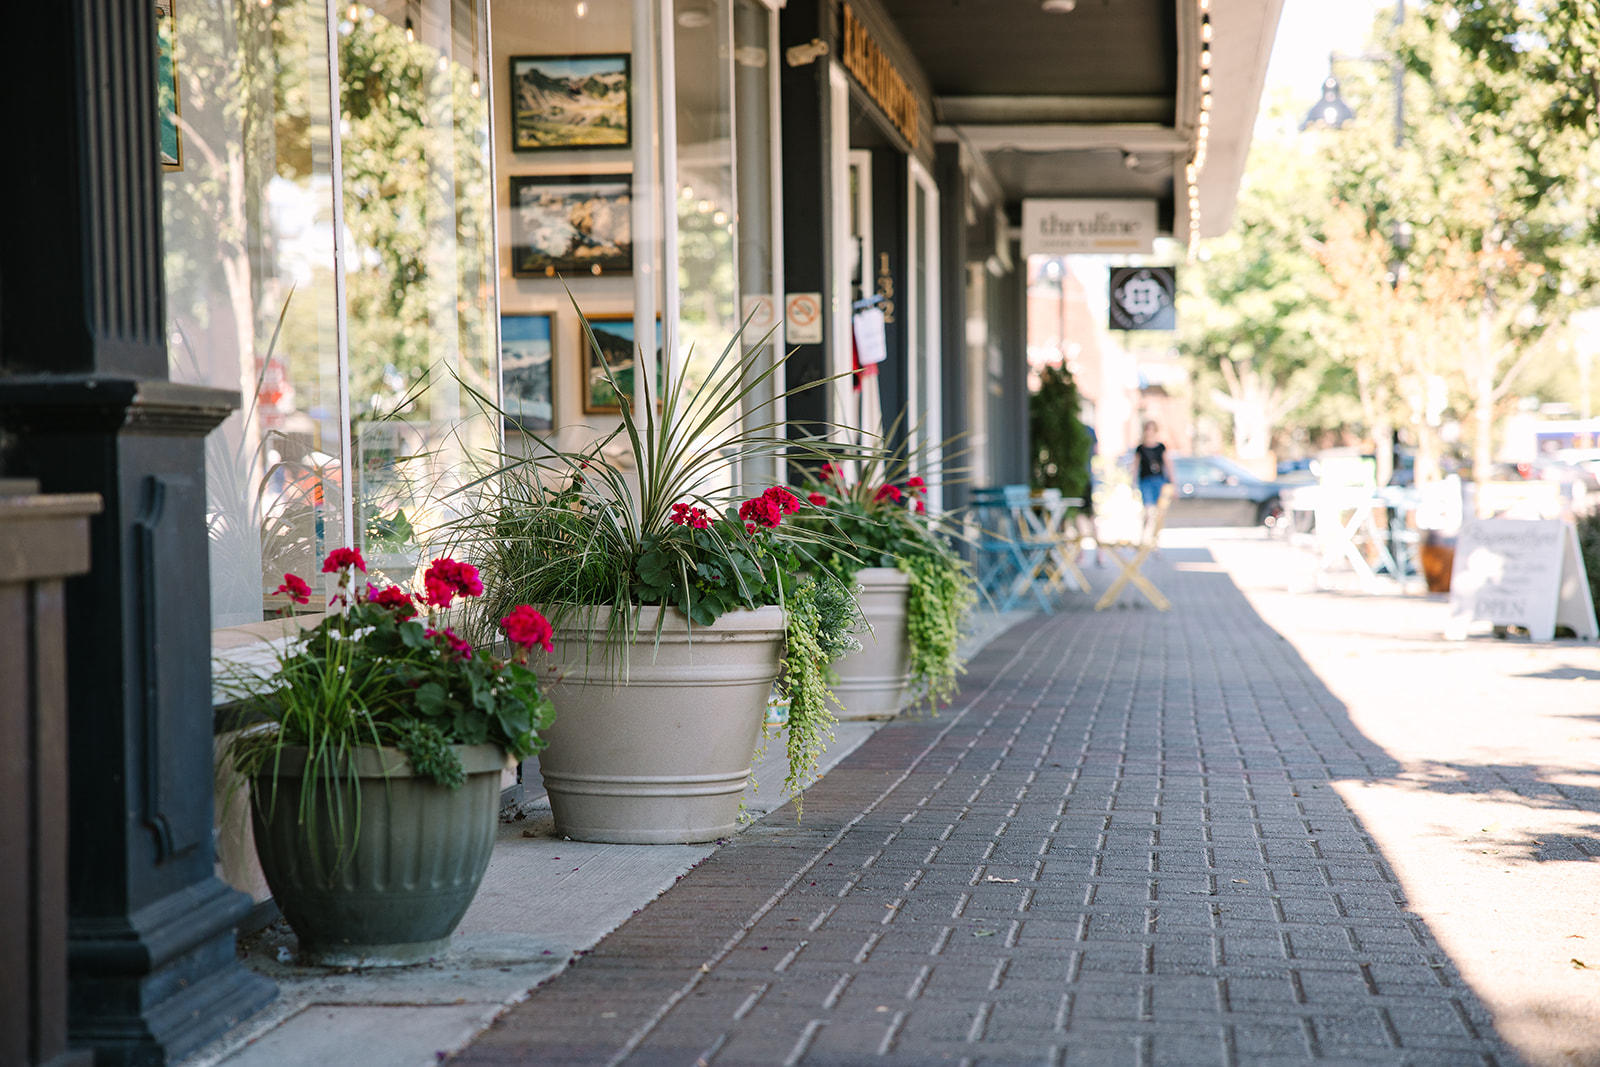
[1133,419,1171,542]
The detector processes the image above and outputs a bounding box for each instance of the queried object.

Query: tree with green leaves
[1030,362,1092,501]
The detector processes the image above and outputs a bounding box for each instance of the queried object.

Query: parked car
[1168,455,1286,528]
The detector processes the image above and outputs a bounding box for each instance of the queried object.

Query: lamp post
[1301,1,1410,490]
[1044,258,1067,369]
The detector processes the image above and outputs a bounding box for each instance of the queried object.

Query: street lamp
[1301,74,1354,130]
[1044,258,1068,368]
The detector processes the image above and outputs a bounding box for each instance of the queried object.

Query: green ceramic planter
[250,744,507,967]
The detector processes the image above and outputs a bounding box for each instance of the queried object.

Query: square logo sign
[1108,266,1177,331]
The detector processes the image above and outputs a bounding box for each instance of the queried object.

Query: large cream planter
[538,604,785,844]
[830,566,912,720]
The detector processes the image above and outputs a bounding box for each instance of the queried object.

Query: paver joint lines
[457,563,1518,1067]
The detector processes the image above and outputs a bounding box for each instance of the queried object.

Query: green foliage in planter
[899,551,978,711]
[1031,362,1092,500]
[221,552,554,866]
[796,456,977,710]
[451,303,880,801]
[1578,509,1600,616]
[770,578,860,805]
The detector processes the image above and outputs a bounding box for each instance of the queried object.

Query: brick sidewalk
[456,553,1518,1066]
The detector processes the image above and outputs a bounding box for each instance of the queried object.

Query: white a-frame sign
[1446,519,1599,641]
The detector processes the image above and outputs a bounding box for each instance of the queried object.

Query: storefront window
[165,0,498,634]
[339,0,497,586]
[673,0,738,398]
[734,0,779,488]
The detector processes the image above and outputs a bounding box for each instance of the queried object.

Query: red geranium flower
[422,557,484,609]
[322,547,367,574]
[874,484,903,504]
[500,605,554,653]
[807,491,828,507]
[365,583,418,621]
[906,476,926,494]
[762,486,801,515]
[669,502,712,529]
[738,495,783,529]
[426,626,473,660]
[819,462,839,484]
[915,499,927,514]
[274,573,311,605]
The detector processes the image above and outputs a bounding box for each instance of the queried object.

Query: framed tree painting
[501,313,554,433]
[156,1,182,170]
[583,315,662,414]
[510,54,631,151]
[510,175,632,277]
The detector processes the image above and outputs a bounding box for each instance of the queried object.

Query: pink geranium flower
[322,547,367,574]
[422,558,483,610]
[426,626,473,660]
[874,484,903,504]
[807,491,828,507]
[763,486,801,515]
[366,583,418,621]
[669,502,712,529]
[738,495,783,529]
[500,605,554,653]
[274,573,311,605]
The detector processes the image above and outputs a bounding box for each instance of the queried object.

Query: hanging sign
[1021,199,1157,256]
[1446,519,1598,641]
[1108,266,1177,331]
[841,4,920,149]
[784,292,824,345]
[852,307,887,367]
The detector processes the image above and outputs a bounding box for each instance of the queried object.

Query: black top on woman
[1135,442,1166,480]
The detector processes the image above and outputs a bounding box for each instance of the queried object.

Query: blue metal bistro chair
[970,485,1053,612]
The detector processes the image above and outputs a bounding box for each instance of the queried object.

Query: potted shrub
[460,320,865,843]
[796,459,977,719]
[221,549,555,966]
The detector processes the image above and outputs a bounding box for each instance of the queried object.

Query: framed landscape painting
[584,315,663,414]
[501,313,553,433]
[156,1,182,170]
[510,175,632,277]
[510,54,631,151]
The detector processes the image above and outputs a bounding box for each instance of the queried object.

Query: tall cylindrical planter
[538,605,784,844]
[830,567,912,720]
[251,744,507,967]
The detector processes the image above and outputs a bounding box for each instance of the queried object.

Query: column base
[69,876,276,1067]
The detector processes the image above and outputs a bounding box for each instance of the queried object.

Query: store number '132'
[876,253,895,324]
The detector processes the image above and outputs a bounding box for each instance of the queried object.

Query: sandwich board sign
[1446,519,1598,641]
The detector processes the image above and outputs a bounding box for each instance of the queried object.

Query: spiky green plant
[449,304,880,798]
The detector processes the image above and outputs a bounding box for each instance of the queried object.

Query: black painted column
[0,3,276,1064]
[935,142,971,514]
[780,0,832,445]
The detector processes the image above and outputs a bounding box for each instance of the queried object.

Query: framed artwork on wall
[509,54,631,151]
[156,1,182,170]
[583,315,662,414]
[501,312,554,433]
[510,175,632,277]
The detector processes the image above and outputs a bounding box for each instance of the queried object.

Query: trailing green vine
[899,551,976,711]
[770,577,859,812]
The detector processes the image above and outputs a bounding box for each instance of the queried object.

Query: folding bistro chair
[970,486,1054,612]
[1022,487,1089,596]
[1093,483,1173,611]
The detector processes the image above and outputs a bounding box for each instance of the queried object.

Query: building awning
[880,0,1284,239]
